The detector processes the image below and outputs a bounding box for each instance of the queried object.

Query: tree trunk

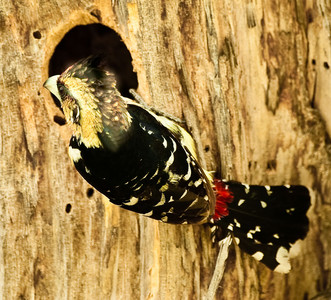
[0,1,330,299]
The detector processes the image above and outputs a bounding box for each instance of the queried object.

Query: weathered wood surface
[0,1,330,299]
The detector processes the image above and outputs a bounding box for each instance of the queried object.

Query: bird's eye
[71,106,80,124]
[57,83,67,98]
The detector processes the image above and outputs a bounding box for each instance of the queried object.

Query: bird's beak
[43,75,61,101]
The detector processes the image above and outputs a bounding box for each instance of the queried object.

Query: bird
[44,56,310,273]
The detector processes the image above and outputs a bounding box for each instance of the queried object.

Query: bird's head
[44,57,132,150]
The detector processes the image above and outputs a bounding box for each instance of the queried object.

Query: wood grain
[0,0,330,299]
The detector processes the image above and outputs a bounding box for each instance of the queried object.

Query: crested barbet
[44,57,310,273]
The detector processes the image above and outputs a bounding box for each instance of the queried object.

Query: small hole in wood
[204,145,210,152]
[267,160,277,170]
[53,115,66,126]
[323,62,329,69]
[312,59,316,65]
[306,9,314,23]
[33,30,42,39]
[87,188,94,198]
[65,203,72,213]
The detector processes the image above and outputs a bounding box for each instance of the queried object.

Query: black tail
[212,180,311,273]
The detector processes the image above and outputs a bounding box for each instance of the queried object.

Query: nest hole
[48,23,138,110]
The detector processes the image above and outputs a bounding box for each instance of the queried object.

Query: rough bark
[0,0,330,299]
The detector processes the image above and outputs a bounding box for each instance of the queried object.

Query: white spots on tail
[273,233,280,239]
[247,232,253,239]
[247,226,261,236]
[284,185,291,189]
[169,196,174,202]
[124,197,139,206]
[242,183,249,189]
[274,247,291,273]
[227,224,234,231]
[238,199,245,206]
[265,185,273,195]
[260,201,267,208]
[252,251,264,261]
[254,225,261,232]
[68,146,82,162]
[234,237,240,244]
[286,208,296,214]
[234,218,241,228]
[242,183,250,194]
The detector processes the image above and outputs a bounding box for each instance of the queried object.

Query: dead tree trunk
[0,1,330,299]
